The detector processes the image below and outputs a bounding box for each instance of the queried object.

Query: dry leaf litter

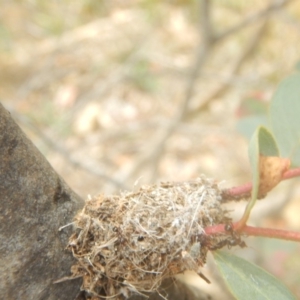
[68,176,228,299]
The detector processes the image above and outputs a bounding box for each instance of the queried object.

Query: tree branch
[0,103,83,299]
[215,0,294,42]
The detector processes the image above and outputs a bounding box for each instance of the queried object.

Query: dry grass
[68,177,227,299]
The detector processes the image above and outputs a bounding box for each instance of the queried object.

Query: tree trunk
[0,103,83,299]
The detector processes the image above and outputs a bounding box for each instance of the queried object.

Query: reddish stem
[204,222,300,242]
[211,167,300,244]
[204,224,227,235]
[242,225,300,242]
[222,167,300,200]
[282,167,300,180]
[222,182,252,199]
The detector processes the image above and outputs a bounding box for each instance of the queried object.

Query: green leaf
[247,127,278,213]
[236,115,268,140]
[213,251,296,300]
[295,60,300,72]
[257,127,279,157]
[269,73,300,166]
[248,127,260,205]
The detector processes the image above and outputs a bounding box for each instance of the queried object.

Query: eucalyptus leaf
[269,73,300,166]
[295,60,300,72]
[213,251,296,300]
[257,127,279,157]
[236,115,268,140]
[247,126,279,211]
[248,127,260,205]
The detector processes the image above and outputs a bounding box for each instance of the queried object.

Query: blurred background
[1,0,300,298]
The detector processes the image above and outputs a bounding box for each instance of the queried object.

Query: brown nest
[68,176,227,299]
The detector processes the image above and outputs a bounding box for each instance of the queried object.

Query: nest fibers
[68,176,227,299]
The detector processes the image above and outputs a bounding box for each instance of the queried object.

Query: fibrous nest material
[68,176,227,299]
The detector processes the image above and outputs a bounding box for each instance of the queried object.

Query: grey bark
[0,103,84,299]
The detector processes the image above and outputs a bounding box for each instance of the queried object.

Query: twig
[186,0,294,118]
[215,0,294,42]
[204,223,300,242]
[121,0,217,183]
[242,224,300,242]
[187,20,269,117]
[179,0,215,120]
[142,0,294,182]
[282,167,300,179]
[64,29,156,126]
[221,167,300,201]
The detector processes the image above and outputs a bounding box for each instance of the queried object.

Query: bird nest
[68,176,227,299]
